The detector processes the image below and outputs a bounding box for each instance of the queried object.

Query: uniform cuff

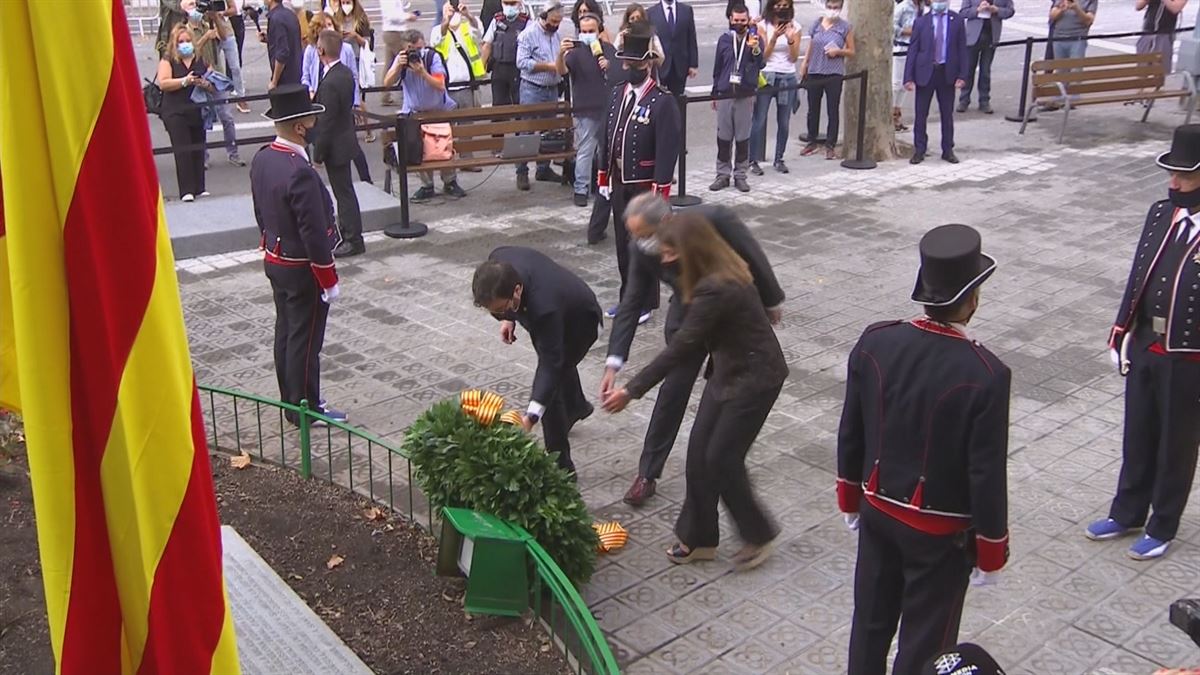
[975,532,1009,572]
[311,262,339,290]
[837,478,862,513]
[605,355,625,371]
[597,170,608,188]
[654,183,671,199]
[527,401,546,419]
[1108,325,1125,350]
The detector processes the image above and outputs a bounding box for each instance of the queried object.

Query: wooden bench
[1019,52,1195,143]
[377,101,575,237]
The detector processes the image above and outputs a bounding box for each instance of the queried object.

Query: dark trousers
[610,179,660,312]
[326,161,364,245]
[163,113,206,197]
[540,320,600,473]
[491,64,521,106]
[675,383,780,548]
[1109,333,1200,541]
[848,501,972,675]
[638,324,705,480]
[265,262,330,416]
[588,194,611,244]
[805,74,843,148]
[352,147,372,184]
[231,15,246,66]
[913,65,956,156]
[960,30,994,107]
[663,69,687,97]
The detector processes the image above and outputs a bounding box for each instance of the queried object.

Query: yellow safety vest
[435,24,486,81]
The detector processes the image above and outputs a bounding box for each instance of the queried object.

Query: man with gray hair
[600,196,785,506]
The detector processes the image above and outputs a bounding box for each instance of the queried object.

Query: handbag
[143,76,163,116]
[421,122,454,162]
[539,129,570,154]
[358,44,377,88]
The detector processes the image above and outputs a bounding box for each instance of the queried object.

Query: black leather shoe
[910,153,925,165]
[980,103,994,114]
[516,173,531,191]
[333,240,365,257]
[941,151,960,164]
[573,192,588,207]
[444,181,467,198]
[535,168,562,183]
[411,186,436,202]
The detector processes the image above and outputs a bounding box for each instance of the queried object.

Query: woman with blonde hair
[603,213,787,570]
[157,23,215,202]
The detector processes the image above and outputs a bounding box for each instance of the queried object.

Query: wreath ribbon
[459,389,524,427]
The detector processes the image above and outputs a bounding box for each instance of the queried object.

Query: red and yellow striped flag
[0,2,240,673]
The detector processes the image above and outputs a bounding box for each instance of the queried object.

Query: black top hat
[911,224,996,307]
[922,643,1006,675]
[1157,124,1200,172]
[262,83,325,123]
[616,23,656,61]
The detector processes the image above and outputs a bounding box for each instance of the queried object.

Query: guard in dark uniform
[483,0,529,108]
[838,224,1011,675]
[596,22,680,314]
[1088,124,1200,561]
[250,84,347,424]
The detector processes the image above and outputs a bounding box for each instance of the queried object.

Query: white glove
[970,568,1000,586]
[1109,348,1120,369]
[597,184,611,200]
[321,283,340,304]
[843,513,860,531]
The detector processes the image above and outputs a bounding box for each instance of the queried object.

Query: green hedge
[402,400,598,584]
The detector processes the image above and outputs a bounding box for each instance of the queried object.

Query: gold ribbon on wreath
[593,521,628,553]
[460,389,524,427]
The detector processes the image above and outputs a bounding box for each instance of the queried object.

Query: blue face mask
[178,41,195,57]
[578,32,598,46]
[502,4,519,19]
[188,9,203,21]
[931,1,948,11]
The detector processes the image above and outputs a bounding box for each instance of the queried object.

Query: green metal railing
[198,384,619,675]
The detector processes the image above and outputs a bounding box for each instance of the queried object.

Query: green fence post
[299,399,312,480]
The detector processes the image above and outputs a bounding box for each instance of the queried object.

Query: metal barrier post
[670,95,703,208]
[841,72,877,170]
[384,114,430,239]
[299,399,313,480]
[1005,37,1039,123]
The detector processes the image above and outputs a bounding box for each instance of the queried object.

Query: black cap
[1157,124,1200,172]
[922,643,1006,675]
[262,83,325,122]
[911,224,996,307]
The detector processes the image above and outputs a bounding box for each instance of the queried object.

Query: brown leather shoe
[623,476,656,507]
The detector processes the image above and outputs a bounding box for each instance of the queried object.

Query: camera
[405,49,423,66]
[197,0,227,12]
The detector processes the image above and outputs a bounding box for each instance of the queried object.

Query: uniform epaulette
[863,319,905,335]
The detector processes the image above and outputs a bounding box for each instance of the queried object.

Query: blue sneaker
[312,406,348,427]
[1084,518,1132,541]
[605,305,619,319]
[1128,535,1171,560]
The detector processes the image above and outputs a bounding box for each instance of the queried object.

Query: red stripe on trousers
[60,4,223,671]
[136,385,226,675]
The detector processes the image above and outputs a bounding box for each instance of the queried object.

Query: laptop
[498,134,541,160]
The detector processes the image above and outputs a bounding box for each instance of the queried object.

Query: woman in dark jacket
[603,213,787,570]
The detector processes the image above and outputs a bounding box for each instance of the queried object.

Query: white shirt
[380,0,413,32]
[759,20,801,73]
[1175,208,1200,243]
[431,23,482,86]
[273,136,309,162]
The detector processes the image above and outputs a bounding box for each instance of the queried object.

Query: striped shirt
[517,20,564,87]
[807,17,852,76]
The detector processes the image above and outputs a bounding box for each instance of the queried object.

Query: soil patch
[0,451,569,675]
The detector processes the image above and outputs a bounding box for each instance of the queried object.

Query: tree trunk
[844,0,899,162]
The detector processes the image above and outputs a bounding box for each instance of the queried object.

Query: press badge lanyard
[730,32,747,85]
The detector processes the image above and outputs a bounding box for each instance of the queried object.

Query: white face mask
[634,235,660,256]
[449,12,463,28]
[824,8,841,18]
[341,3,354,14]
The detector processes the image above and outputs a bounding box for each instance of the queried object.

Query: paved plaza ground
[179,92,1200,674]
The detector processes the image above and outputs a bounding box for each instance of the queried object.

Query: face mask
[341,3,354,13]
[178,41,195,57]
[931,1,948,12]
[824,8,841,18]
[634,235,660,256]
[730,22,747,33]
[776,9,793,20]
[188,9,203,21]
[449,12,463,28]
[503,4,520,18]
[296,122,314,141]
[627,65,649,85]
[578,32,598,45]
[1169,187,1200,210]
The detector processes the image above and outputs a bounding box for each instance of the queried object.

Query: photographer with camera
[384,29,468,201]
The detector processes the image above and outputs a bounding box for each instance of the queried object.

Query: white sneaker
[199,191,211,198]
[181,193,195,202]
[638,310,653,325]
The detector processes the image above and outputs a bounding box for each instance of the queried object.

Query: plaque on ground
[222,526,374,675]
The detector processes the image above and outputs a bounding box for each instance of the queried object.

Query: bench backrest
[1029,52,1166,98]
[383,101,574,157]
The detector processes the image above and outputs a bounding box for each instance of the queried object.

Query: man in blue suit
[958,0,1014,114]
[647,0,699,95]
[904,0,969,165]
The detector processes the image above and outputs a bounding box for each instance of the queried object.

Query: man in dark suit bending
[647,0,699,95]
[473,247,603,475]
[903,0,969,164]
[600,194,784,506]
[312,30,365,257]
